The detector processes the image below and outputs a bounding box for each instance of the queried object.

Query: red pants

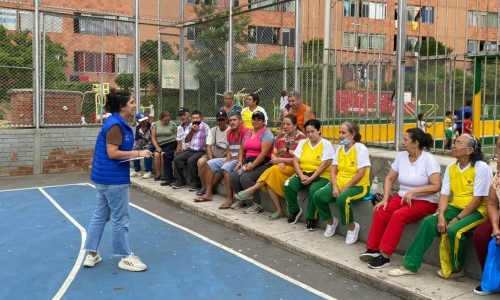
[473,219,500,271]
[366,194,438,256]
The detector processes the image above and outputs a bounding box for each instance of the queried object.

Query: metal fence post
[294,0,301,91]
[395,0,407,150]
[134,0,140,112]
[34,0,41,128]
[321,0,331,120]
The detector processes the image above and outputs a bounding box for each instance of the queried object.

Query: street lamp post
[350,22,369,119]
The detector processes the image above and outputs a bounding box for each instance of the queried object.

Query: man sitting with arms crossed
[287,91,315,131]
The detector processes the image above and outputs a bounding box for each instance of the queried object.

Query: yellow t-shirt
[297,139,333,179]
[448,163,488,215]
[241,106,267,129]
[335,144,371,189]
[445,117,452,129]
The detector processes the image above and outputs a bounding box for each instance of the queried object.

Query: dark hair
[248,93,260,105]
[104,89,131,113]
[464,111,472,119]
[281,90,288,96]
[229,112,242,120]
[283,114,297,125]
[191,109,203,117]
[406,128,433,151]
[159,110,170,119]
[417,113,425,121]
[342,121,362,142]
[461,134,484,166]
[445,110,452,116]
[465,100,473,106]
[304,119,321,131]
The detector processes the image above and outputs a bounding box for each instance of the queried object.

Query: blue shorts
[207,158,238,174]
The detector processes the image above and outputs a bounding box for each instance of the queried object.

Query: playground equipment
[81,83,110,124]
[215,88,263,108]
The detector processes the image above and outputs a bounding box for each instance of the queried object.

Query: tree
[419,37,453,57]
[140,39,176,91]
[0,25,67,101]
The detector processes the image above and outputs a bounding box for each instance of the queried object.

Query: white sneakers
[345,222,360,244]
[324,217,339,237]
[142,172,152,179]
[118,253,147,272]
[130,171,142,177]
[83,252,147,272]
[83,253,102,267]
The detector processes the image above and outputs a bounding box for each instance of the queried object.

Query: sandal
[268,212,284,220]
[235,190,253,201]
[154,175,161,181]
[196,187,206,196]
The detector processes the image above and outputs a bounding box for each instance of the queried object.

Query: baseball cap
[135,112,148,122]
[252,111,265,120]
[216,110,228,120]
[178,107,189,115]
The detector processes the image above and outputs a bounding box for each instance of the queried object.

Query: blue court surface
[0,183,331,300]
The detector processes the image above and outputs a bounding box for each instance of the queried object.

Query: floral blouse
[273,130,306,158]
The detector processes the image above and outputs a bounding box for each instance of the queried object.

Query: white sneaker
[324,217,339,237]
[118,253,147,272]
[130,171,141,177]
[83,253,102,267]
[142,171,152,179]
[345,222,360,244]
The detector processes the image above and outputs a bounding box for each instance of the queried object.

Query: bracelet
[249,162,254,168]
[456,215,461,221]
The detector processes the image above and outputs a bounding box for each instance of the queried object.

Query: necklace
[285,130,299,153]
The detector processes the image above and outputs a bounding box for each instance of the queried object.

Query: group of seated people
[130,90,499,296]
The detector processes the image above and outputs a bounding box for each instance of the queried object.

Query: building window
[187,27,196,41]
[117,54,134,74]
[344,0,357,17]
[421,7,434,23]
[19,12,62,33]
[0,8,17,30]
[361,2,387,19]
[359,34,386,50]
[248,26,284,45]
[117,16,133,36]
[406,36,419,51]
[74,14,115,36]
[74,52,115,73]
[282,28,295,46]
[467,40,477,53]
[485,41,498,52]
[342,32,356,49]
[467,11,478,27]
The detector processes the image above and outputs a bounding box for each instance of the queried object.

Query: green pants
[402,205,486,273]
[312,183,368,225]
[284,174,330,220]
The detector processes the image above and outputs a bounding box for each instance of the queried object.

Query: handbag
[439,234,453,279]
[480,238,500,292]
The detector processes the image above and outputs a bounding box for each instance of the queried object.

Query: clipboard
[119,156,144,163]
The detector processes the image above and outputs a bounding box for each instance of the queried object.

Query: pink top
[243,127,272,158]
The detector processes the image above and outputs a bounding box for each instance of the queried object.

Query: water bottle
[371,177,379,194]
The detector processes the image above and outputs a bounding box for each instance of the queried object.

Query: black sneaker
[306,219,316,231]
[359,249,381,262]
[474,285,495,296]
[160,180,173,186]
[368,255,391,269]
[287,208,303,224]
[171,182,186,189]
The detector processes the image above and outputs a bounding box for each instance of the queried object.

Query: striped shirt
[187,122,210,151]
[227,125,249,159]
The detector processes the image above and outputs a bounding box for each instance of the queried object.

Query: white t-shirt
[280,96,288,109]
[176,122,190,150]
[149,104,154,117]
[441,160,492,196]
[418,121,426,132]
[332,143,371,168]
[207,126,229,149]
[294,138,335,161]
[392,151,441,203]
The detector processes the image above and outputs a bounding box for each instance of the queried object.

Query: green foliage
[0,25,68,101]
[140,39,176,72]
[419,37,453,57]
[49,81,95,93]
[115,73,134,91]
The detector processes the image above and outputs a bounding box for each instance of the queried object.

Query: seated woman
[235,114,306,219]
[388,134,492,277]
[150,111,177,181]
[359,128,441,268]
[312,121,371,244]
[230,111,274,214]
[472,136,500,296]
[284,119,334,230]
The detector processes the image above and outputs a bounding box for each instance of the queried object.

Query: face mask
[340,139,350,146]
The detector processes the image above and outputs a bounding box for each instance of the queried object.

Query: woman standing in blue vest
[83,89,152,272]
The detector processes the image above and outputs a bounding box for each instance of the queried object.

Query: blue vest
[91,113,134,185]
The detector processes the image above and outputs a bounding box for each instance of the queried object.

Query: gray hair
[228,112,242,119]
[288,91,301,98]
[223,91,234,98]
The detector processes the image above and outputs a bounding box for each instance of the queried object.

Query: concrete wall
[0,128,98,176]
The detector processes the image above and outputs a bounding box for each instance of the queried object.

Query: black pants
[173,150,205,188]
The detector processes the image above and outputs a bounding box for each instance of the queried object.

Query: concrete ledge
[131,177,482,300]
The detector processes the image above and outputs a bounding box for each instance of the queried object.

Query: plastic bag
[439,234,452,279]
[480,238,500,292]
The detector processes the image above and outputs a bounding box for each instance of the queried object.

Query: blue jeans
[84,183,131,256]
[133,144,154,172]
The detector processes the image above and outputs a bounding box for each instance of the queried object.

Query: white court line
[131,203,336,300]
[37,188,87,300]
[0,183,88,193]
